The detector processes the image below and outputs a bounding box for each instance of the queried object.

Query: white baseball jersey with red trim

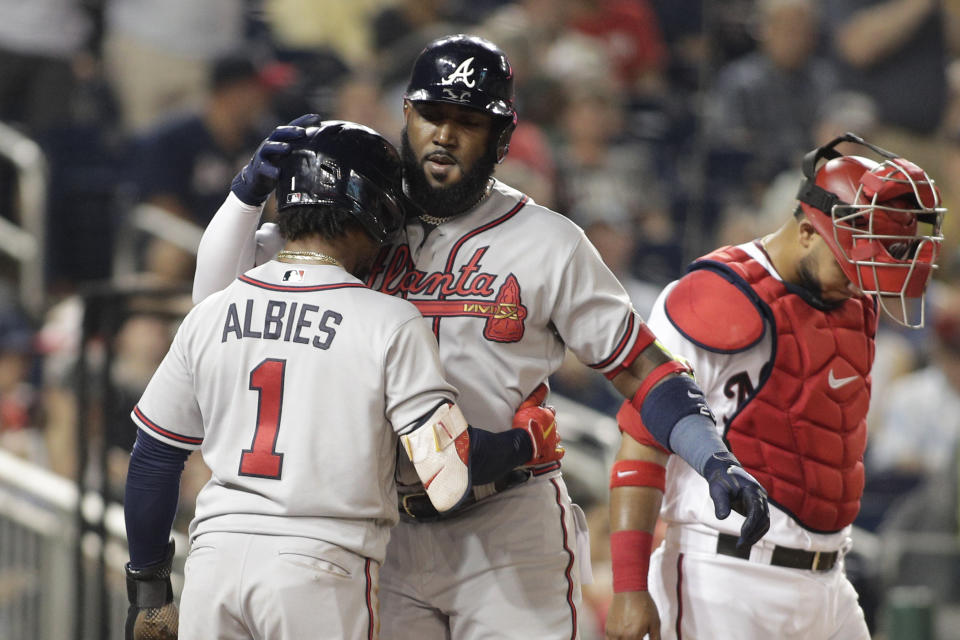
[646,242,850,552]
[133,260,456,563]
[643,241,868,640]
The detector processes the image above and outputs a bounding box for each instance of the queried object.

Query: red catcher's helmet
[797,132,945,327]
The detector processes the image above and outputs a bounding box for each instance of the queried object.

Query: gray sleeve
[383,315,458,435]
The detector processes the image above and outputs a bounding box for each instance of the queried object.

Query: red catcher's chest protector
[696,246,876,533]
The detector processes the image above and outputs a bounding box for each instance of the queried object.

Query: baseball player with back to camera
[192,35,769,639]
[121,121,565,640]
[605,133,946,640]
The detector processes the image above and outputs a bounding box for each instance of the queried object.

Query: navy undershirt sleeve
[467,426,532,484]
[407,402,533,485]
[124,430,190,569]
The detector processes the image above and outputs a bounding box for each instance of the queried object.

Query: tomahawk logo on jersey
[367,244,528,343]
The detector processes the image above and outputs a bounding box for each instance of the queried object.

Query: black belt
[717,533,838,572]
[399,469,532,523]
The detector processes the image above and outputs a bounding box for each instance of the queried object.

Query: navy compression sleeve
[468,426,532,484]
[124,431,190,568]
[408,401,533,485]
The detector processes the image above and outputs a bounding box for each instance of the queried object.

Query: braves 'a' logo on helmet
[440,57,476,87]
[404,34,518,162]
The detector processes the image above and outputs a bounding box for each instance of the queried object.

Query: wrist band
[611,530,654,592]
[610,460,666,491]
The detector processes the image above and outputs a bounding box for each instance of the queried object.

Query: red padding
[629,360,690,417]
[616,402,669,455]
[611,530,654,592]
[665,270,764,351]
[610,460,666,491]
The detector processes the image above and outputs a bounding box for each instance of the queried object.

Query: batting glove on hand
[231,114,323,206]
[512,384,564,466]
[125,541,178,640]
[703,452,770,548]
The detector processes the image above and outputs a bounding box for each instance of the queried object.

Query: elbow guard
[400,403,471,512]
[629,361,714,451]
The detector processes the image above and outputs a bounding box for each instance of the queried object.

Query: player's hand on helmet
[512,383,564,466]
[125,541,179,640]
[703,452,769,547]
[605,591,661,640]
[231,113,323,206]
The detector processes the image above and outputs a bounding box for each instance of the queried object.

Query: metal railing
[0,121,48,318]
[111,203,204,279]
[0,448,188,640]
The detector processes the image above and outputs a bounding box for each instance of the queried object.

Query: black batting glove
[231,114,323,206]
[703,451,770,548]
[125,540,178,640]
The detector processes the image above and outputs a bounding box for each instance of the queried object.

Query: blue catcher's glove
[231,114,323,206]
[703,451,770,548]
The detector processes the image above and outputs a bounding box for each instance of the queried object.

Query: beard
[401,127,498,219]
[795,253,845,310]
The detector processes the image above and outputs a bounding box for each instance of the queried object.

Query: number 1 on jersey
[239,358,286,479]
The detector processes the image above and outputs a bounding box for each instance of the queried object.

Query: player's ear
[797,218,818,249]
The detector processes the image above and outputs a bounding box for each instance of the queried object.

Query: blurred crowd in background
[2,0,960,637]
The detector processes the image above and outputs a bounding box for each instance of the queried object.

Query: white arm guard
[400,403,471,512]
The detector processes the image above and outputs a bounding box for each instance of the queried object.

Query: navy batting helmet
[276,121,405,243]
[405,34,517,161]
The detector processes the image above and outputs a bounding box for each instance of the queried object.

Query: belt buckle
[401,493,425,518]
[810,550,822,571]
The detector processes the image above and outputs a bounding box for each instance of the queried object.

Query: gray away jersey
[132,261,456,562]
[365,180,646,431]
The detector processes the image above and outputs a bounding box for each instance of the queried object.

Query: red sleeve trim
[132,405,203,446]
[593,316,657,380]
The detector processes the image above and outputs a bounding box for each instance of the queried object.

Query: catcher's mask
[404,34,517,163]
[796,132,945,328]
[276,120,405,243]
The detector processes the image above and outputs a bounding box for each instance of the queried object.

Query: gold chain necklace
[417,179,495,227]
[276,250,343,268]
[418,212,451,226]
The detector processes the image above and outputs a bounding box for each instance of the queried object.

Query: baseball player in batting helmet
[192,34,769,639]
[123,119,564,640]
[606,133,945,640]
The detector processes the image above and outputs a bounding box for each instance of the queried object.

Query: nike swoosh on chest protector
[827,369,859,389]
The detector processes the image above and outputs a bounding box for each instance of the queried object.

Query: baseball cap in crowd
[210,55,268,91]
